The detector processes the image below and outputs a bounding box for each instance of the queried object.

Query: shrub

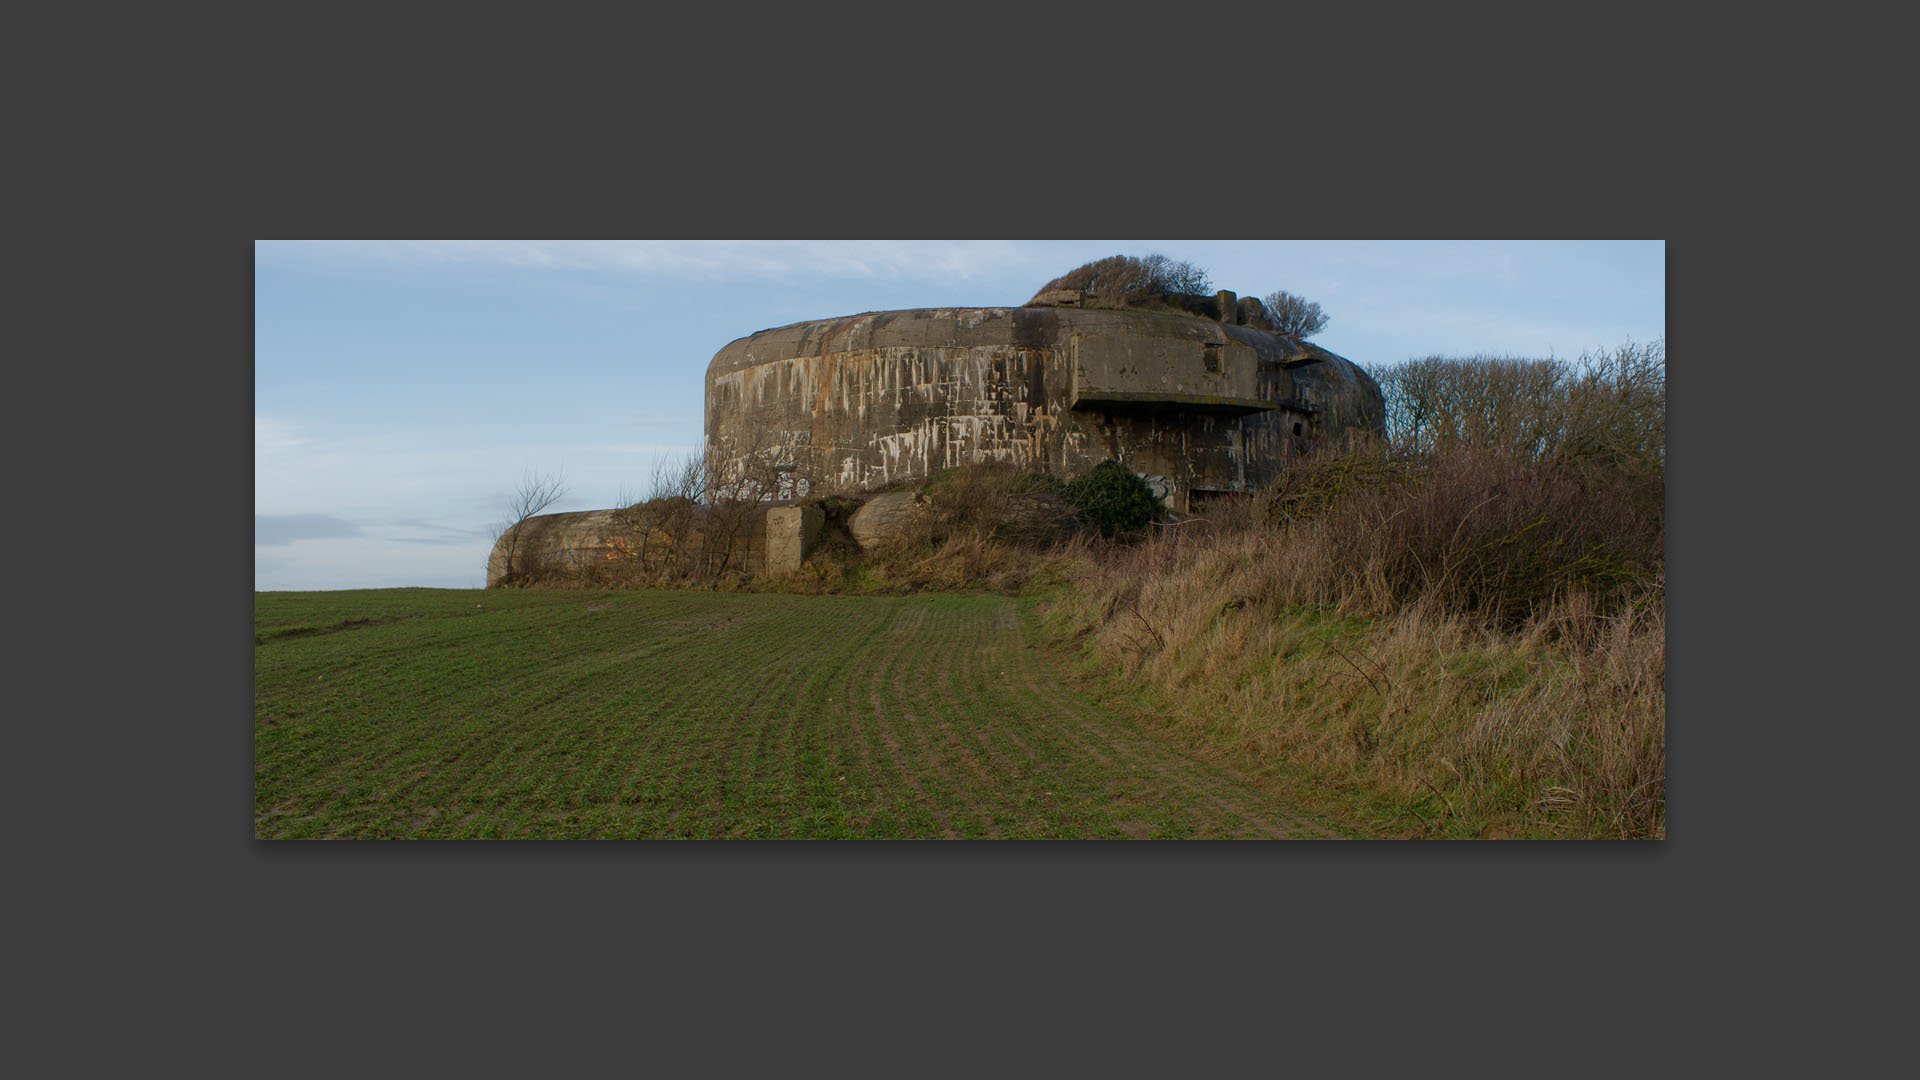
[1010,470,1069,498]
[906,464,1077,550]
[1066,460,1161,539]
[916,463,1016,544]
[1265,448,1413,527]
[1290,445,1665,628]
[1028,253,1213,307]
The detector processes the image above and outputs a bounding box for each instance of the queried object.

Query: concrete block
[764,505,824,575]
[848,492,927,551]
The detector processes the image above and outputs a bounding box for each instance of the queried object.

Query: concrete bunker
[705,292,1384,514]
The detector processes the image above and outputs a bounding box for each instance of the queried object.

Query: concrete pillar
[1215,290,1236,322]
[764,505,824,575]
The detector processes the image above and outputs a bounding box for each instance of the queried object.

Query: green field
[255,588,1348,839]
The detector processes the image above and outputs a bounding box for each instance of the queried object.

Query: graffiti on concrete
[1136,473,1172,502]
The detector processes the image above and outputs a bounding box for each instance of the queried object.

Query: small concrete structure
[486,508,626,586]
[764,505,824,575]
[487,506,768,587]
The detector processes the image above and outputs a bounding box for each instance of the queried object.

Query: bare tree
[606,453,710,579]
[491,469,569,585]
[698,429,808,580]
[1363,341,1664,466]
[1261,290,1330,339]
[1140,253,1213,297]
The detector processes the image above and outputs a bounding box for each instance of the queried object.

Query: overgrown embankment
[1043,342,1666,838]
[1041,528,1664,838]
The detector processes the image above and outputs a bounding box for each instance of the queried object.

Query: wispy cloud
[257,240,1050,285]
[253,534,489,590]
[382,520,493,546]
[255,414,309,452]
[256,514,362,546]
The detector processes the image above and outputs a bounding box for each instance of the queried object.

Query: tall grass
[1042,522,1664,837]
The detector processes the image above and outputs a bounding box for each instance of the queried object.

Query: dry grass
[1043,542,1663,837]
[842,532,1080,595]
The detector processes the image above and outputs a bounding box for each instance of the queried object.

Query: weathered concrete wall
[486,509,624,586]
[706,306,1383,511]
[487,506,768,587]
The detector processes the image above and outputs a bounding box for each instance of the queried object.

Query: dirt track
[905,596,1345,839]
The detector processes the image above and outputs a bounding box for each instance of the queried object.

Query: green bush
[1067,460,1160,539]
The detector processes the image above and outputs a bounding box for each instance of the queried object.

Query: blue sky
[255,239,1665,590]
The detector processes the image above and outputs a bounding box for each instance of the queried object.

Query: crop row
[255,590,1344,839]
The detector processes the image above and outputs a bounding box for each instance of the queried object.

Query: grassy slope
[1041,564,1665,839]
[255,588,1349,839]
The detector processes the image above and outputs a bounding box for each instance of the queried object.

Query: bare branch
[492,469,570,585]
[1261,290,1329,339]
[509,469,569,521]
